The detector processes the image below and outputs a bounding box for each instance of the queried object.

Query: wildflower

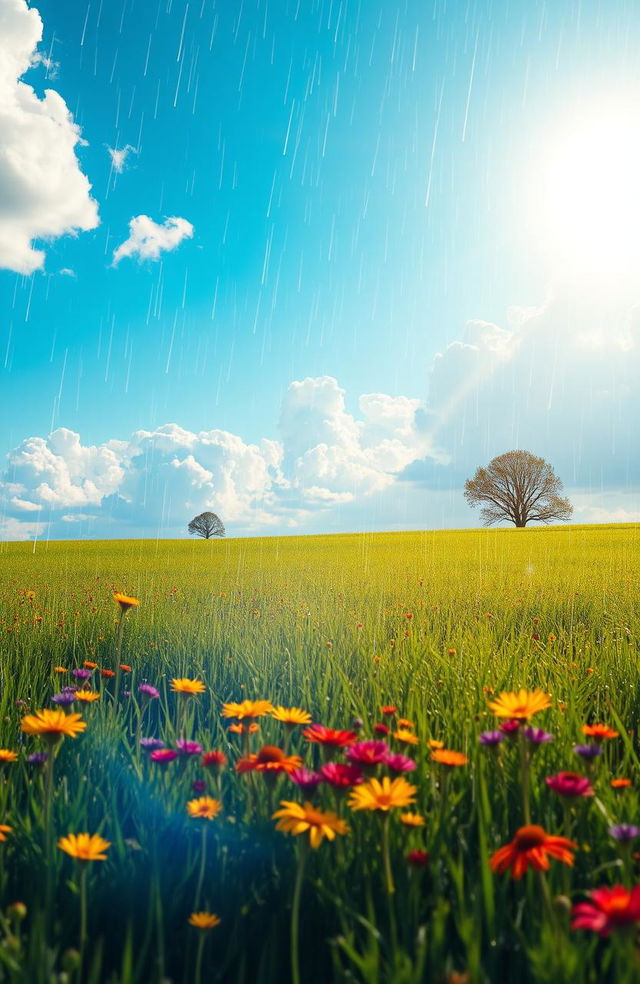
[346,741,390,767]
[289,767,323,795]
[171,678,206,695]
[397,719,414,729]
[479,731,504,746]
[427,739,444,749]
[72,668,92,681]
[228,722,259,735]
[490,825,577,879]
[83,661,98,669]
[113,593,139,612]
[27,752,48,766]
[380,706,397,716]
[400,812,425,827]
[348,776,417,812]
[407,849,430,868]
[523,727,553,745]
[571,886,640,936]
[175,740,202,756]
[119,664,132,673]
[499,719,521,736]
[545,772,594,798]
[611,778,631,789]
[273,801,349,848]
[192,780,206,793]
[188,912,221,930]
[138,683,160,699]
[186,796,222,820]
[222,699,274,720]
[51,692,76,706]
[386,753,417,774]
[140,737,165,750]
[393,729,419,745]
[581,723,619,742]
[73,691,100,703]
[58,833,110,862]
[352,716,364,731]
[101,669,115,678]
[320,762,363,788]
[303,725,357,747]
[237,745,303,776]
[573,744,602,759]
[488,689,552,721]
[0,825,12,842]
[21,709,86,743]
[54,667,68,674]
[202,751,227,770]
[373,723,390,736]
[609,824,640,842]
[270,706,312,726]
[431,749,468,767]
[0,750,17,763]
[150,749,178,764]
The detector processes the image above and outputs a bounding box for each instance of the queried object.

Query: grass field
[0,524,639,983]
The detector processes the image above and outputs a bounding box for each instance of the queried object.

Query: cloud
[0,0,99,274]
[113,215,193,265]
[107,144,137,174]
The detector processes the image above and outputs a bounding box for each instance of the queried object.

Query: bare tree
[464,450,573,528]
[188,512,225,539]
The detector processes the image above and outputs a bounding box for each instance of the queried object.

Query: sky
[1,0,639,541]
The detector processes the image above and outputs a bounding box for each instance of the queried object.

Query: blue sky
[1,0,639,539]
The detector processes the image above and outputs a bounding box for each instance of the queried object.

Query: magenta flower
[138,683,160,699]
[385,753,417,774]
[498,719,521,736]
[545,771,594,798]
[319,762,363,788]
[289,767,323,795]
[176,740,203,756]
[72,668,92,680]
[479,730,504,746]
[346,740,390,767]
[572,886,640,936]
[150,749,179,764]
[523,727,553,745]
[140,737,165,750]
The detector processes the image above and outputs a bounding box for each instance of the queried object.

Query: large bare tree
[188,512,225,539]
[464,450,573,528]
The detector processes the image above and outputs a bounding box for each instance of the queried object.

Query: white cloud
[0,0,99,274]
[113,215,193,265]
[107,144,137,174]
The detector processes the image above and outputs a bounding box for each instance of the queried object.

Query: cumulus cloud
[107,144,137,174]
[0,0,99,274]
[113,215,193,265]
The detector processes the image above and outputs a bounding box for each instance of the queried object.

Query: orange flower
[431,749,468,767]
[611,778,631,789]
[0,750,18,763]
[21,709,86,742]
[348,776,417,812]
[273,801,349,848]
[101,669,115,678]
[228,722,259,735]
[427,739,444,750]
[490,825,577,879]
[0,825,12,842]
[74,691,101,703]
[83,661,98,669]
[58,832,110,862]
[54,666,68,674]
[186,796,222,820]
[397,718,414,729]
[400,812,425,827]
[393,729,419,746]
[113,593,139,612]
[236,745,302,775]
[582,723,619,742]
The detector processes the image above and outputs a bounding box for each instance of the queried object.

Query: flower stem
[194,933,206,984]
[519,730,532,825]
[114,611,125,702]
[44,745,56,921]
[382,813,395,895]
[194,825,207,912]
[79,863,88,981]
[290,841,309,984]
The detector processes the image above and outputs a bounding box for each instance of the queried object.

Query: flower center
[514,825,547,850]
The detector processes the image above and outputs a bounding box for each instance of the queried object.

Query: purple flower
[176,740,203,756]
[574,744,602,759]
[346,740,389,767]
[62,686,77,693]
[51,692,76,706]
[72,668,92,680]
[386,753,417,774]
[609,824,640,842]
[479,730,504,746]
[140,737,165,750]
[192,779,207,793]
[27,752,48,766]
[289,767,323,795]
[138,683,160,699]
[523,727,554,745]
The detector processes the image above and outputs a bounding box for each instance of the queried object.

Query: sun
[533,96,640,277]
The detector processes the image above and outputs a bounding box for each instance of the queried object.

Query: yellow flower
[393,729,419,745]
[427,739,444,750]
[273,801,349,848]
[113,593,139,612]
[488,688,551,721]
[348,776,417,812]
[188,912,221,930]
[0,825,12,842]
[0,750,18,763]
[171,678,206,695]
[21,709,86,742]
[74,691,101,703]
[397,718,414,729]
[58,833,110,861]
[400,812,425,827]
[222,700,274,720]
[186,796,222,820]
[270,706,312,726]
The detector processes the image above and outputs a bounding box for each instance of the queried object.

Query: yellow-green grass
[0,524,638,983]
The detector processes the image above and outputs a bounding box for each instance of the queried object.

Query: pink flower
[150,749,179,764]
[386,753,417,774]
[545,771,594,798]
[319,762,363,788]
[346,741,390,767]
[498,719,521,736]
[572,885,640,936]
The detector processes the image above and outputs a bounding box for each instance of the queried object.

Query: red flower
[303,725,357,747]
[490,825,577,880]
[572,886,640,936]
[319,762,363,788]
[202,751,227,770]
[498,719,521,736]
[373,723,390,736]
[545,772,594,798]
[407,850,430,868]
[380,706,397,716]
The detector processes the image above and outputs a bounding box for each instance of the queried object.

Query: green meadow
[0,524,638,983]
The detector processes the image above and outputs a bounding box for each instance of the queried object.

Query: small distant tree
[188,512,225,539]
[464,450,573,528]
